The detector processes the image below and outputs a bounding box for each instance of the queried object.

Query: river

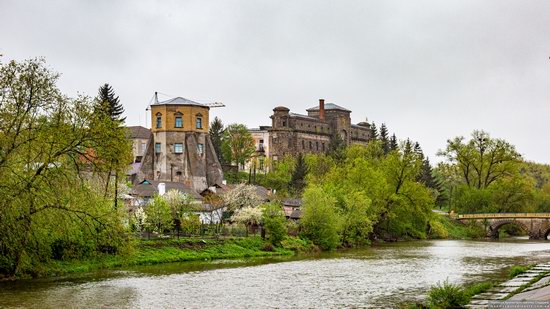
[2,238,550,308]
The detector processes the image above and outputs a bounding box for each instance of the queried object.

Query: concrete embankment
[467,263,550,308]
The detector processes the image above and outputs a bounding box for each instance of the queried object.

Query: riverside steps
[467,263,550,308]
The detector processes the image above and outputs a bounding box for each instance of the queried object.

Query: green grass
[509,264,534,278]
[429,214,486,240]
[40,236,312,277]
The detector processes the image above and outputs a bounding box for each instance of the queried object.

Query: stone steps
[465,263,550,308]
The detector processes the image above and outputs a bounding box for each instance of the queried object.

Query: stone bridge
[454,213,550,240]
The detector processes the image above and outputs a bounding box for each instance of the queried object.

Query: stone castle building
[267,99,371,161]
[137,95,224,192]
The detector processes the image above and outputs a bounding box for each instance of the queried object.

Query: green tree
[438,130,521,190]
[145,195,174,234]
[0,58,131,276]
[96,83,125,122]
[209,117,225,164]
[301,187,342,250]
[222,124,255,169]
[379,123,390,154]
[389,133,398,151]
[328,131,347,162]
[369,122,378,140]
[261,202,288,245]
[289,153,308,196]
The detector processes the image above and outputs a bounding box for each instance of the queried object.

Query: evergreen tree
[404,138,413,155]
[97,83,125,122]
[413,142,423,159]
[369,122,378,141]
[290,153,309,195]
[379,123,390,154]
[417,157,437,189]
[389,134,398,151]
[209,117,225,164]
[328,131,347,162]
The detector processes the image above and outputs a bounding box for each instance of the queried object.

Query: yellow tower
[139,95,223,192]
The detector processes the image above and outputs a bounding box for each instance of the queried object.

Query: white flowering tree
[133,207,147,233]
[231,206,264,236]
[223,184,263,211]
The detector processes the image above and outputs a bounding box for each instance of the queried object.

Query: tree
[144,195,174,234]
[328,130,346,162]
[0,58,131,276]
[96,83,125,122]
[222,184,263,211]
[222,124,255,169]
[301,187,342,250]
[231,206,263,236]
[389,134,398,152]
[209,117,225,164]
[438,130,522,190]
[369,122,378,141]
[379,123,390,154]
[289,153,308,196]
[261,203,288,245]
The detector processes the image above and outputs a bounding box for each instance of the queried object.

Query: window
[322,142,325,151]
[302,140,305,149]
[174,143,183,154]
[197,143,204,155]
[196,117,203,129]
[156,113,162,128]
[155,143,161,154]
[141,142,147,152]
[175,113,183,128]
[316,141,319,151]
[282,120,286,127]
[309,141,312,150]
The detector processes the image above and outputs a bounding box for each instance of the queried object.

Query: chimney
[158,182,166,196]
[154,92,158,104]
[319,99,325,121]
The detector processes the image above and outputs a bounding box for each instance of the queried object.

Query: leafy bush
[463,281,495,298]
[300,187,342,250]
[428,219,449,239]
[427,280,468,309]
[262,203,288,245]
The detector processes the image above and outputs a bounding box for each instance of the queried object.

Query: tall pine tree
[209,117,225,164]
[290,153,308,196]
[328,131,347,162]
[97,83,125,122]
[389,133,398,151]
[379,123,390,154]
[369,122,378,141]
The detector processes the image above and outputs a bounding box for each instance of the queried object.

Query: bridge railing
[456,213,550,220]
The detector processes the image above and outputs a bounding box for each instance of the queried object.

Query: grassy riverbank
[23,236,314,279]
[429,214,486,240]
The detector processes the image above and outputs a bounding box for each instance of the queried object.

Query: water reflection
[2,239,550,308]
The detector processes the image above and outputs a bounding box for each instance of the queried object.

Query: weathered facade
[138,96,224,192]
[268,99,371,160]
[128,126,151,163]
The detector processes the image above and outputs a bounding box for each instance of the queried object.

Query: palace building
[137,95,224,192]
[267,99,371,161]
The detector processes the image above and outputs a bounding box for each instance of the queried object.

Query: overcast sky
[1,0,549,163]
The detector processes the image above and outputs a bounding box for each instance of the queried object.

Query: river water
[2,238,550,308]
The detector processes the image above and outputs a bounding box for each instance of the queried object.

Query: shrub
[428,219,449,239]
[262,203,288,245]
[427,280,468,309]
[300,187,342,250]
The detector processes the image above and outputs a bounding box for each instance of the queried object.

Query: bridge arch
[488,220,529,239]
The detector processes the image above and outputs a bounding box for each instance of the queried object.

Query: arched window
[196,113,203,129]
[156,113,162,128]
[174,112,183,128]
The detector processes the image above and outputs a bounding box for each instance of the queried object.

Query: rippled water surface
[3,239,550,308]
